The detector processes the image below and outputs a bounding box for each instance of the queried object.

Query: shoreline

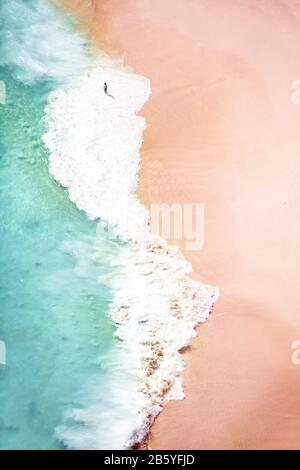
[50,0,219,449]
[63,0,300,449]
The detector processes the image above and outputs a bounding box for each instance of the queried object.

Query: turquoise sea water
[0,0,218,450]
[0,1,122,450]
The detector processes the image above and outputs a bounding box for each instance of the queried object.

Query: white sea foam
[0,0,219,450]
[43,61,219,449]
[0,0,90,85]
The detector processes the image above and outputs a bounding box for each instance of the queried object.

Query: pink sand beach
[64,0,300,449]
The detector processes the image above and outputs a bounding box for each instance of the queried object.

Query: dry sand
[64,0,300,449]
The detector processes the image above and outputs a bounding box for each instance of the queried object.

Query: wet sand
[64,0,300,449]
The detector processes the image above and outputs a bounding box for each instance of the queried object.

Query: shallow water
[0,0,131,449]
[0,65,122,449]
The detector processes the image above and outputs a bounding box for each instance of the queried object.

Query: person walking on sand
[103,82,115,99]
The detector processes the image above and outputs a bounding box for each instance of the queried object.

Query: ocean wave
[0,0,90,85]
[43,63,219,449]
